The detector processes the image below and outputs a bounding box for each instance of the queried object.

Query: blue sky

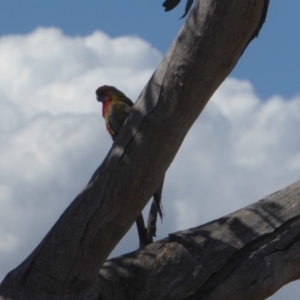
[0,0,299,99]
[0,1,300,298]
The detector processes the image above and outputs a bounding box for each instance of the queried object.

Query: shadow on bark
[99,183,300,300]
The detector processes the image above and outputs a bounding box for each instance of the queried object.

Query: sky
[0,1,300,298]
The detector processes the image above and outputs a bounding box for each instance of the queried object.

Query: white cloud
[0,28,299,299]
[169,80,300,230]
[0,27,161,120]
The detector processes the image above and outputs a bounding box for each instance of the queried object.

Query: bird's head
[96,85,134,107]
[95,85,114,103]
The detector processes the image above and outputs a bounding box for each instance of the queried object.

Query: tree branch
[99,180,300,300]
[0,0,269,299]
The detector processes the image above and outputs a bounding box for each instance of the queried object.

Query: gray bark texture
[0,0,270,299]
[99,180,300,300]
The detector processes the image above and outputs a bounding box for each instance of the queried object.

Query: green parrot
[96,85,164,246]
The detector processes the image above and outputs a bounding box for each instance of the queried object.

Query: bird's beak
[96,94,106,103]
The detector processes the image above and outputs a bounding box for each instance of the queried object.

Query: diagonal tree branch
[99,180,300,300]
[0,0,269,299]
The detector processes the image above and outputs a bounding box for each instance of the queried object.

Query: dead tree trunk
[0,0,269,299]
[99,180,300,300]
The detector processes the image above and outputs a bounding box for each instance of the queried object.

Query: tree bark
[0,0,269,299]
[99,180,300,300]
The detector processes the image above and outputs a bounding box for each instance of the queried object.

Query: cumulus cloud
[169,79,300,231]
[0,28,299,299]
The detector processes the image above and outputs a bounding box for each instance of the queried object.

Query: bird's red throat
[102,100,112,118]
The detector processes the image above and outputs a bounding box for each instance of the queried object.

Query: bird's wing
[109,102,132,137]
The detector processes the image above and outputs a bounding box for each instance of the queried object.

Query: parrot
[96,85,164,246]
[95,85,133,141]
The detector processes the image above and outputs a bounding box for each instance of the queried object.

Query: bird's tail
[153,179,164,220]
[147,178,165,240]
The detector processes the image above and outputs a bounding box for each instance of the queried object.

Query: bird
[95,85,134,141]
[96,85,164,246]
